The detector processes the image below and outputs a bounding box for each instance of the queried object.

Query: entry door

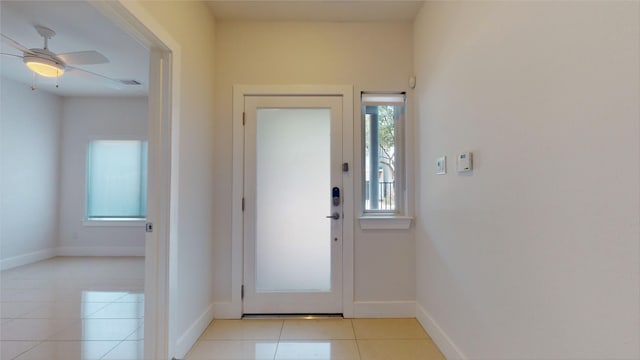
[243,96,343,314]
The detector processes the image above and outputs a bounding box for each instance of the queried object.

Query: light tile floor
[1,257,144,360]
[186,318,446,360]
[2,258,446,360]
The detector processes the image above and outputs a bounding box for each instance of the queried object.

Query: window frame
[360,92,406,217]
[85,139,148,222]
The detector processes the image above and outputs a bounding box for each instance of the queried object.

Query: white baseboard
[0,248,57,271]
[352,301,416,318]
[174,303,215,359]
[211,301,414,319]
[213,302,242,319]
[56,246,145,257]
[416,303,466,360]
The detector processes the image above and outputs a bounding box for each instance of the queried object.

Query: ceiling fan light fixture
[24,56,64,77]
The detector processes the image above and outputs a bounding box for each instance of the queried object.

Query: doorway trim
[231,85,354,318]
[91,1,181,359]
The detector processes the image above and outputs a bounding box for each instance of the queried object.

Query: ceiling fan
[1,25,139,89]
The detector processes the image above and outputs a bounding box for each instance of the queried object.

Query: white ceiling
[207,1,424,22]
[0,1,422,98]
[0,1,149,97]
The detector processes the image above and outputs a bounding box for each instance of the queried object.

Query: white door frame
[91,2,181,359]
[232,85,354,318]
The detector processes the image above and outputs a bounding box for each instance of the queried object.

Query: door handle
[325,212,340,220]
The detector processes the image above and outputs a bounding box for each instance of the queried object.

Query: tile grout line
[98,339,127,360]
[273,319,285,360]
[8,339,44,360]
[351,319,364,360]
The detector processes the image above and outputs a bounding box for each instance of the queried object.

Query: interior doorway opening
[91,2,180,358]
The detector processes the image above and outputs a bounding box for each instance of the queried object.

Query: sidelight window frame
[361,92,406,216]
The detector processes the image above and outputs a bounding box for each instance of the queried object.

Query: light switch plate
[436,156,446,175]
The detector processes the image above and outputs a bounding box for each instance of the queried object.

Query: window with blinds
[86,140,148,220]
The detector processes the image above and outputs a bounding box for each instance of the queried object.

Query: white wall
[214,21,415,315]
[413,2,639,359]
[57,97,147,256]
[0,78,62,269]
[136,2,217,357]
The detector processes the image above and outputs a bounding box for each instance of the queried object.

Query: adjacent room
[1,1,149,359]
[1,1,638,360]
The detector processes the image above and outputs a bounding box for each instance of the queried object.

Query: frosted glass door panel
[243,94,343,314]
[255,108,331,292]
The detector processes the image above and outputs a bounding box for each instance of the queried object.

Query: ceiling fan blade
[67,65,123,89]
[1,33,34,55]
[58,50,109,65]
[0,52,24,60]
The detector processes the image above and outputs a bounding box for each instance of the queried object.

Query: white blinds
[86,140,148,219]
[361,92,406,105]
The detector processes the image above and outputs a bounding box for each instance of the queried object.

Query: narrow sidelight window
[362,92,405,214]
[86,140,148,220]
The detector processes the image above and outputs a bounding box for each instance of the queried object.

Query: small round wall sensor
[409,76,416,89]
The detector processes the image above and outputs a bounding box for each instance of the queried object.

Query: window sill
[83,219,146,227]
[358,216,413,230]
